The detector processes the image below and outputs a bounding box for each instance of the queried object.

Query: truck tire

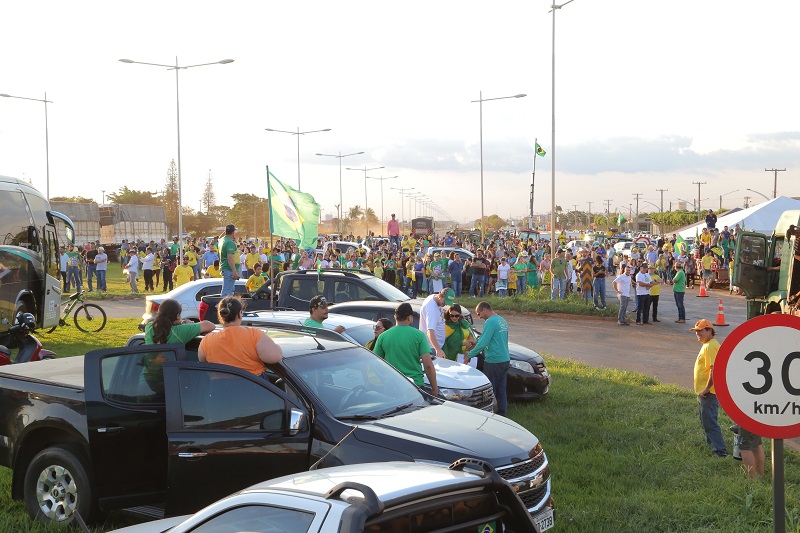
[24,446,96,524]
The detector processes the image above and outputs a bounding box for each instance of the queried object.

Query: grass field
[2,319,798,532]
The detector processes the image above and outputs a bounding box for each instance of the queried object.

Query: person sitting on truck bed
[198,295,283,378]
[246,263,266,293]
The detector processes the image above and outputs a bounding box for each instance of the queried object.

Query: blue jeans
[617,295,629,323]
[484,360,509,416]
[636,294,651,323]
[87,265,96,291]
[593,278,606,307]
[451,278,462,297]
[469,274,486,297]
[698,393,727,455]
[67,266,81,292]
[96,270,107,291]
[516,274,526,295]
[551,277,566,300]
[674,291,686,320]
[413,276,424,297]
[390,235,401,250]
[221,270,236,297]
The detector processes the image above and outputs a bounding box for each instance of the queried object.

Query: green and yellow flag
[536,143,547,157]
[675,235,686,255]
[267,168,320,249]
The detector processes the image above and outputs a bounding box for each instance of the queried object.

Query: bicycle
[47,290,107,333]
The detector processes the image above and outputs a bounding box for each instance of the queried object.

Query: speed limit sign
[715,314,800,439]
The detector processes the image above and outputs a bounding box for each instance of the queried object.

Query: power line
[692,181,707,222]
[765,168,786,198]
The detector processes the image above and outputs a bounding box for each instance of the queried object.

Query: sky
[1,1,799,229]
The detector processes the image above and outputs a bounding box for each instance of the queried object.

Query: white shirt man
[419,288,453,359]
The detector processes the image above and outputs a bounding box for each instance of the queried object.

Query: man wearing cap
[388,214,401,251]
[448,254,464,297]
[691,319,728,458]
[94,246,108,292]
[305,296,345,334]
[219,224,240,297]
[419,288,453,359]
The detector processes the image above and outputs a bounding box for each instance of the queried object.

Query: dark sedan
[329,300,551,401]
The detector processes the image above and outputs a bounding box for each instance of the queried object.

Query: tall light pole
[316,151,364,234]
[746,188,771,202]
[367,175,398,230]
[119,56,234,260]
[550,0,577,256]
[390,186,415,235]
[346,165,384,236]
[719,189,739,210]
[265,127,331,191]
[471,91,526,242]
[692,181,707,222]
[764,168,786,199]
[1,92,53,199]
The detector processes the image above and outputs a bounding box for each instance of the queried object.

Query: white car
[317,240,371,256]
[108,461,543,533]
[239,310,495,411]
[140,278,248,326]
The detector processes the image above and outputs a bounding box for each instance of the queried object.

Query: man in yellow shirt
[245,245,261,277]
[647,265,661,322]
[246,263,266,293]
[691,318,728,458]
[172,256,195,287]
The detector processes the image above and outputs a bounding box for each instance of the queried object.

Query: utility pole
[744,196,751,209]
[632,193,642,232]
[655,188,668,236]
[572,204,579,228]
[587,201,593,227]
[765,168,786,198]
[692,181,707,222]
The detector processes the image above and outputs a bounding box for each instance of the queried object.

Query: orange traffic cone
[714,299,729,326]
[696,278,709,297]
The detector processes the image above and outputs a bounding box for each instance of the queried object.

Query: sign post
[715,314,800,533]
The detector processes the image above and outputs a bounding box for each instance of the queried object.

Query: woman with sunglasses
[443,304,476,362]
[365,318,393,351]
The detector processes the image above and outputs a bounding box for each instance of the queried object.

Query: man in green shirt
[374,302,438,395]
[673,262,687,323]
[304,296,346,333]
[219,224,240,297]
[550,249,568,300]
[468,301,510,415]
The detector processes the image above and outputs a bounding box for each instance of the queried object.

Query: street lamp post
[265,127,332,191]
[746,188,771,202]
[471,91,526,242]
[346,165,384,236]
[119,56,234,260]
[549,0,577,256]
[0,92,53,199]
[316,151,364,234]
[390,186,415,236]
[367,175,398,230]
[719,189,739,210]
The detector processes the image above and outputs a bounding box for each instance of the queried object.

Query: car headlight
[438,388,473,401]
[509,360,535,373]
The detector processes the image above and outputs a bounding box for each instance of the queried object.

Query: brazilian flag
[267,169,320,249]
[536,143,547,157]
[618,213,626,225]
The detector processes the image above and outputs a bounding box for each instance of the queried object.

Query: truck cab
[733,210,800,319]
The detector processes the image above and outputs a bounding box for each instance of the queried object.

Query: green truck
[734,210,800,319]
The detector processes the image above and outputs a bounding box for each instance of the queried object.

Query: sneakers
[636,322,643,326]
[675,319,686,323]
[714,451,729,459]
[618,322,630,326]
[652,319,660,322]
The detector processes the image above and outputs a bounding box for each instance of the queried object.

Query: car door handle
[97,427,124,434]
[178,452,208,458]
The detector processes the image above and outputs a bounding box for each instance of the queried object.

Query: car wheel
[24,446,96,524]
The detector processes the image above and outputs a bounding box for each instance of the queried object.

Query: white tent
[678,196,800,238]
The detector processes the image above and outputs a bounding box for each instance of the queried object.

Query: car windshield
[344,324,377,347]
[283,348,425,418]
[361,276,410,301]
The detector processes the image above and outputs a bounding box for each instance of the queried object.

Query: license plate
[532,508,554,532]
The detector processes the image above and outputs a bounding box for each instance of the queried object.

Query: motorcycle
[0,313,56,366]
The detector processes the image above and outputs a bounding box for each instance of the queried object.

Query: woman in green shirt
[673,263,687,323]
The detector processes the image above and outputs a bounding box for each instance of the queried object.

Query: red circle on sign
[715,314,800,439]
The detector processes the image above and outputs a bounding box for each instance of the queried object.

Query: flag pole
[530,137,537,230]
[267,165,275,310]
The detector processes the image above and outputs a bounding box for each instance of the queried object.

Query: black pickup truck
[0,326,552,527]
[198,269,463,324]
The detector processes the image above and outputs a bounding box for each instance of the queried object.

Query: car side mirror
[289,408,306,436]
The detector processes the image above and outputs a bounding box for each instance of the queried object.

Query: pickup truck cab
[0,327,551,526]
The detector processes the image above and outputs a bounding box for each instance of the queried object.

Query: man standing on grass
[467,301,509,416]
[691,319,728,458]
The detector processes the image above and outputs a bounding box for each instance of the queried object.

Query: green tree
[474,214,508,232]
[202,169,216,213]
[229,193,269,238]
[50,196,96,203]
[364,207,379,226]
[163,159,179,234]
[106,187,160,205]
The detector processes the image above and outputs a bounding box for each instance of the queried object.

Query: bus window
[0,190,35,249]
[45,227,60,279]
